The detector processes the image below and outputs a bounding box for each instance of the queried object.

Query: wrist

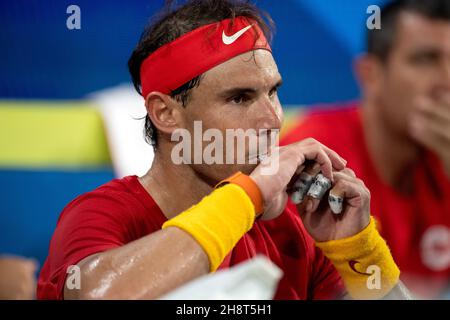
[216,172,265,217]
[163,183,256,272]
[315,217,400,299]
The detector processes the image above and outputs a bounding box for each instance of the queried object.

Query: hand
[294,166,371,242]
[409,94,450,178]
[250,138,347,220]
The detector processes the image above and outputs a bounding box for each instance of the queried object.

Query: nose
[257,96,283,132]
[432,62,450,100]
[438,59,450,92]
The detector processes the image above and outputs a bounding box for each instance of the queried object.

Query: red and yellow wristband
[316,217,400,299]
[162,172,264,272]
[215,171,264,217]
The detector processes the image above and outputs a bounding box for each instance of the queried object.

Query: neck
[362,100,422,194]
[139,148,213,220]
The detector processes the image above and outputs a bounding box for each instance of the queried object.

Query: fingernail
[306,200,313,212]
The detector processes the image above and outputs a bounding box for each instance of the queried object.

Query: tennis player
[38,0,411,300]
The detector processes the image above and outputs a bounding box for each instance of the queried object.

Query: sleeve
[37,192,132,300]
[310,245,347,300]
[281,201,347,300]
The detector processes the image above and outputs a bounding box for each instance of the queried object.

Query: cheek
[274,100,284,124]
[389,61,432,97]
[382,65,417,108]
[378,76,418,133]
[196,108,251,135]
[184,102,224,128]
[218,107,254,130]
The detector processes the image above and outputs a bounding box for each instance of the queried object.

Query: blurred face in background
[364,12,450,143]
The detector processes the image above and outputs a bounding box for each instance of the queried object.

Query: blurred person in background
[282,0,450,298]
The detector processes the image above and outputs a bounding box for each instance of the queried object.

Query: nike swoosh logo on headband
[222,25,253,45]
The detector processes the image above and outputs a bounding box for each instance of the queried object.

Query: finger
[327,173,349,214]
[303,173,332,213]
[301,147,334,181]
[422,118,450,144]
[305,170,361,214]
[410,112,450,152]
[340,167,357,178]
[295,164,306,175]
[294,138,347,179]
[409,96,450,148]
[307,173,332,199]
[330,174,364,209]
[289,162,321,204]
[303,138,348,171]
[320,144,348,171]
[328,192,344,215]
[416,98,450,124]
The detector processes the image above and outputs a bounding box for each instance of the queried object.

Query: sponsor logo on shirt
[421,225,450,271]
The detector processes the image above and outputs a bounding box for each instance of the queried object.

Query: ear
[354,54,385,99]
[144,92,184,137]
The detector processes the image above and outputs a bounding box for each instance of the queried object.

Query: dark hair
[128,0,274,148]
[368,0,450,62]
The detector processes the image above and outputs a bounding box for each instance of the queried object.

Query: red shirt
[281,103,450,298]
[37,175,345,300]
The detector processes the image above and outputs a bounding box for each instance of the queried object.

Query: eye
[269,87,278,98]
[229,94,250,105]
[269,81,282,98]
[411,52,439,66]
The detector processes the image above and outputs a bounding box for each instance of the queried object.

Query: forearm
[64,226,209,300]
[65,182,259,300]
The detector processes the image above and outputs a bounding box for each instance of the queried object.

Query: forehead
[201,50,280,89]
[394,12,450,52]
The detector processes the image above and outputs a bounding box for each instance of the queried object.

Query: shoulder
[56,175,164,240]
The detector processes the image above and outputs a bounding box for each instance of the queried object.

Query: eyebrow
[409,46,443,56]
[218,79,283,98]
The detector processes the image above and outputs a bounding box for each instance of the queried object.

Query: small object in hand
[290,172,314,204]
[307,173,332,200]
[328,193,344,214]
[290,191,303,205]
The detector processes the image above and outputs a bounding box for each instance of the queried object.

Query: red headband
[140,16,272,98]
